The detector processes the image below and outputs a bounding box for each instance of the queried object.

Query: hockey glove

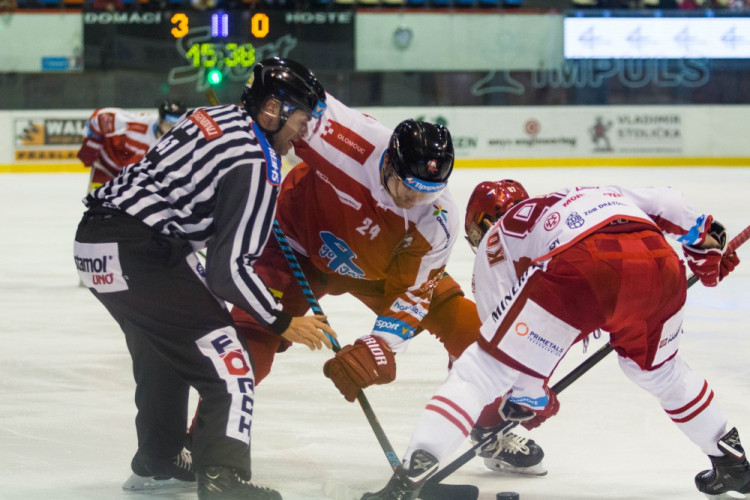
[683,218,740,287]
[77,137,100,167]
[505,385,560,431]
[323,335,396,402]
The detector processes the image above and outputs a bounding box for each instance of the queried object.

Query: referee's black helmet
[241,57,326,130]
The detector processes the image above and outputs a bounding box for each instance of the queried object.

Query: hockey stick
[207,83,472,497]
[427,223,750,487]
[198,89,473,496]
[206,84,397,472]
[213,68,402,480]
[424,342,614,486]
[272,222,396,458]
[205,89,220,106]
[271,221,480,499]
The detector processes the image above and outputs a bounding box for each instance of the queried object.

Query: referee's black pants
[74,207,255,474]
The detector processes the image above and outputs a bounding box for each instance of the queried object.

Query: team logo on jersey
[418,268,445,295]
[189,110,223,140]
[318,231,365,279]
[320,120,375,165]
[566,211,585,229]
[544,212,560,231]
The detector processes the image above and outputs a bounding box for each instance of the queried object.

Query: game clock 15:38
[184,42,256,69]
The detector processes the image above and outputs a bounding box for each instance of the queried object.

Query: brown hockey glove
[323,335,396,402]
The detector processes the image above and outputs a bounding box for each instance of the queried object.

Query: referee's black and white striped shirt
[86,104,291,334]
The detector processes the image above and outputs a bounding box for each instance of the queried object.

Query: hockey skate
[361,449,439,500]
[122,447,195,491]
[470,427,547,476]
[695,427,750,499]
[197,465,282,500]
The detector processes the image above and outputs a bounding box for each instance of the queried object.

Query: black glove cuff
[708,220,728,250]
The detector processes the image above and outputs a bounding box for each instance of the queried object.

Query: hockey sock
[404,344,518,463]
[619,355,728,456]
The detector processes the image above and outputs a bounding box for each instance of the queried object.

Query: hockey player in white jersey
[77,99,187,192]
[363,179,746,500]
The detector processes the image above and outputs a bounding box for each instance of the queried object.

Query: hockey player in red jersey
[77,99,187,192]
[363,179,746,500]
[228,94,545,475]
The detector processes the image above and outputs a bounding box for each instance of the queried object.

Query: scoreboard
[83,9,354,91]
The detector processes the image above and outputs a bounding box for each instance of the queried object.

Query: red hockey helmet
[465,179,529,250]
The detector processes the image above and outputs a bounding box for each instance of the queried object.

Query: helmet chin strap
[379,154,397,198]
[256,107,288,143]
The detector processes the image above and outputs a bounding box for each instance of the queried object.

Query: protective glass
[162,113,182,125]
[280,100,327,123]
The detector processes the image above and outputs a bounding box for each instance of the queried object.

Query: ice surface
[1,167,748,499]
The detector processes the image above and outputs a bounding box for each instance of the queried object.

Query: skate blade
[703,491,747,500]
[122,473,196,491]
[484,458,548,476]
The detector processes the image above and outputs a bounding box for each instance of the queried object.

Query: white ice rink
[1,167,749,500]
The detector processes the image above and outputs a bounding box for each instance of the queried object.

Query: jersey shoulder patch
[189,110,223,140]
[94,112,116,134]
[319,119,376,165]
[127,122,148,134]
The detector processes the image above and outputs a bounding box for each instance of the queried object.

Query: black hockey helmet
[241,57,326,132]
[388,119,454,186]
[158,99,187,125]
